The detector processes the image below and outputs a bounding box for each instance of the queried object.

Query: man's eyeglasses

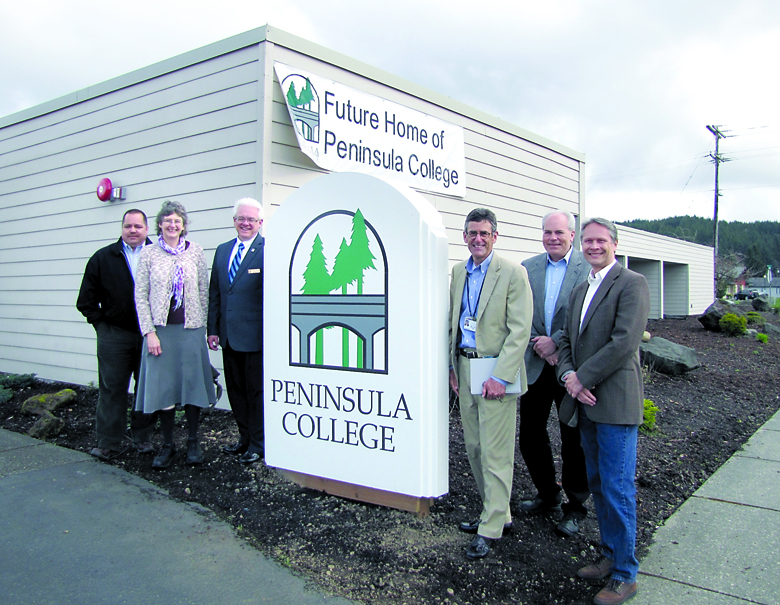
[466,230,493,240]
[234,216,260,224]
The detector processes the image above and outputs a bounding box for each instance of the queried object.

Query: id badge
[464,316,477,332]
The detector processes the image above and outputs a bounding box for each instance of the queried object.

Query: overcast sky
[2,0,779,224]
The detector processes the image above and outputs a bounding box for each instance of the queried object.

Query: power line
[587,157,704,183]
[707,125,729,298]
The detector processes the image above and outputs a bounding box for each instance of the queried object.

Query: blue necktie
[228,242,244,284]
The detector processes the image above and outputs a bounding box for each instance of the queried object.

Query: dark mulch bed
[3,310,780,604]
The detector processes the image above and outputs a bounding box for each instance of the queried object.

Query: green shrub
[720,313,747,336]
[0,373,36,389]
[640,399,660,433]
[756,333,769,344]
[773,300,780,315]
[746,311,765,327]
[0,387,12,405]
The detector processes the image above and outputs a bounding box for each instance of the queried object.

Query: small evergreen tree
[286,81,299,107]
[301,234,331,364]
[330,237,357,367]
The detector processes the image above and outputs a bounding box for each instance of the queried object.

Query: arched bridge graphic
[290,294,387,370]
[291,106,319,142]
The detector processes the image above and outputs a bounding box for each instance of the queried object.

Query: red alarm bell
[97,178,113,201]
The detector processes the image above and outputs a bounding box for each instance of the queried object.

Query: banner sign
[274,62,467,197]
[264,172,450,498]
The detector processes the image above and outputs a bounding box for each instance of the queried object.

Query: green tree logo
[300,234,331,365]
[282,75,319,143]
[286,78,314,108]
[295,209,384,370]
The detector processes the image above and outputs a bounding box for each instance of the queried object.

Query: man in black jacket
[77,209,155,460]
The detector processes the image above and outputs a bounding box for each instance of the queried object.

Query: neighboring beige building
[616,225,714,319]
[0,25,712,385]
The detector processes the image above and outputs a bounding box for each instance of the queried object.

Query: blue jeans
[578,406,639,583]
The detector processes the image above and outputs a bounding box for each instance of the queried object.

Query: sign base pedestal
[278,469,433,518]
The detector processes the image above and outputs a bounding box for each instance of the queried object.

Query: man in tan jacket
[449,207,532,560]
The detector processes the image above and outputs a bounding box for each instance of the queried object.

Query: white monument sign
[274,62,467,197]
[264,172,449,500]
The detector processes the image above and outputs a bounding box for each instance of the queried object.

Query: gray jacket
[521,248,588,385]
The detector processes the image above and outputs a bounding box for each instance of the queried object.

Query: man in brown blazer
[449,208,532,560]
[556,218,650,605]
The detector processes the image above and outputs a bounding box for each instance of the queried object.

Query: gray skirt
[135,324,216,414]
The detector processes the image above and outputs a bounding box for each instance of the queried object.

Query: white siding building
[0,25,712,385]
[617,225,714,318]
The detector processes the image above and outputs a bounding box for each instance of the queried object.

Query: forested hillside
[618,216,780,275]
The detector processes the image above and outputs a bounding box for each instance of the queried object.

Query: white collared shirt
[228,234,258,270]
[579,260,618,330]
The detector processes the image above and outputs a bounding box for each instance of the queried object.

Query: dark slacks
[222,342,265,454]
[95,323,154,450]
[519,362,589,516]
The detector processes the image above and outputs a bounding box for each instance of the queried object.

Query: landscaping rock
[640,336,700,375]
[28,410,65,439]
[752,296,771,312]
[698,300,745,332]
[762,323,780,336]
[20,389,77,415]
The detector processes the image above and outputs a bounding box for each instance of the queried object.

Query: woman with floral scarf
[135,200,216,469]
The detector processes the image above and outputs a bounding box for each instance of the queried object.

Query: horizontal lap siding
[0,46,262,382]
[265,46,583,269]
[619,226,714,315]
[0,34,585,385]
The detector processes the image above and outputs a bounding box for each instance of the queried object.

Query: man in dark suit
[518,211,590,537]
[77,209,155,460]
[557,218,650,605]
[208,198,265,465]
[449,208,533,560]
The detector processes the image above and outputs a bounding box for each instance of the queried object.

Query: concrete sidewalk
[633,409,780,604]
[2,410,779,605]
[0,429,352,605]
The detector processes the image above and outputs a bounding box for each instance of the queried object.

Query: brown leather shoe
[90,447,126,461]
[577,557,613,580]
[593,578,638,605]
[132,441,155,454]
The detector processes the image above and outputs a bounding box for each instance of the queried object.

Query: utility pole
[707,125,728,298]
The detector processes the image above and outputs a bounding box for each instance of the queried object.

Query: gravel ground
[3,310,779,604]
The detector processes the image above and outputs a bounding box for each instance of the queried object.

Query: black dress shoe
[465,535,494,560]
[222,442,248,455]
[459,519,513,535]
[555,513,581,537]
[520,496,562,515]
[186,439,204,465]
[152,444,176,469]
[238,451,262,465]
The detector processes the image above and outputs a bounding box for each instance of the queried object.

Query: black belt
[459,348,479,359]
